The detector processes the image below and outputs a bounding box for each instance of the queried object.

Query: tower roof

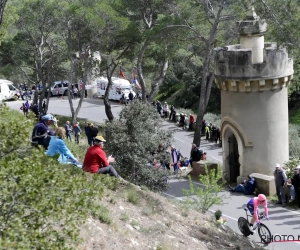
[238,5,267,36]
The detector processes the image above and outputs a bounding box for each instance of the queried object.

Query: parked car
[50,80,70,96]
[0,79,19,101]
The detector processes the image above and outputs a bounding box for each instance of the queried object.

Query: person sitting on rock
[215,210,227,228]
[229,175,256,195]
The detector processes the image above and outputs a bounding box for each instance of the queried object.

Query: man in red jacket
[189,114,195,130]
[83,135,119,177]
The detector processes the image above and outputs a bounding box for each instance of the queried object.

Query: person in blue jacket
[46,127,82,168]
[31,114,55,148]
[229,175,256,195]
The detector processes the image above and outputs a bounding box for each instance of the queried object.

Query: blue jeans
[233,184,246,193]
[290,185,295,198]
[173,162,178,174]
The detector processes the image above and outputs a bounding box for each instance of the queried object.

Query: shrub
[283,159,300,179]
[203,113,221,127]
[182,165,225,213]
[104,101,173,191]
[289,124,300,159]
[0,105,115,248]
[127,190,139,204]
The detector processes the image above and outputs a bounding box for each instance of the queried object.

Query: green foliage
[203,113,221,127]
[91,204,112,225]
[283,159,300,179]
[104,101,173,191]
[120,213,129,222]
[127,189,139,205]
[0,105,116,248]
[182,166,225,213]
[289,124,300,159]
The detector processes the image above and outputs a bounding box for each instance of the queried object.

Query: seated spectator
[203,152,207,161]
[215,210,227,229]
[46,127,82,168]
[31,114,55,148]
[229,175,256,195]
[189,144,203,166]
[82,135,119,178]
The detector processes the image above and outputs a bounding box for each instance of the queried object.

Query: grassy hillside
[0,104,262,249]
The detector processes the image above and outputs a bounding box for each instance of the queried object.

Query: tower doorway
[228,133,240,183]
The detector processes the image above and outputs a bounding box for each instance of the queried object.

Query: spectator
[169,105,175,120]
[215,210,227,228]
[89,123,99,145]
[189,114,195,130]
[73,86,78,99]
[290,168,300,207]
[73,122,81,144]
[31,114,55,148]
[85,122,93,146]
[216,127,221,144]
[229,175,256,195]
[42,100,46,112]
[163,102,169,118]
[46,127,81,168]
[189,144,203,166]
[274,163,287,207]
[128,91,134,101]
[203,152,207,161]
[82,135,119,177]
[205,124,210,140]
[156,101,162,115]
[64,121,73,142]
[170,145,183,175]
[211,124,217,141]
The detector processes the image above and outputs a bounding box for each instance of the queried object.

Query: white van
[50,80,70,96]
[97,77,136,101]
[0,79,19,101]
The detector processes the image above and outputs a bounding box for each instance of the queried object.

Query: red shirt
[189,115,195,123]
[83,145,109,173]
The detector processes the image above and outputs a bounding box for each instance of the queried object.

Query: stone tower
[214,7,293,184]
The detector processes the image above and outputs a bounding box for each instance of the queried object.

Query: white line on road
[212,156,222,162]
[174,137,187,144]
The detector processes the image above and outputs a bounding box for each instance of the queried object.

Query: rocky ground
[78,182,263,250]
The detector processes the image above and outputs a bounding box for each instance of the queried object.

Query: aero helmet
[258,194,266,202]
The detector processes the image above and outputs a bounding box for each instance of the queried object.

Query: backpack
[197,149,204,161]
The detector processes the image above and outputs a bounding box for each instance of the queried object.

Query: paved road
[6,98,300,249]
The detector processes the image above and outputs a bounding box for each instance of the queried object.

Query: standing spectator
[170,145,183,175]
[169,105,175,120]
[85,123,93,146]
[156,101,162,115]
[128,91,134,102]
[42,100,46,111]
[89,123,99,145]
[73,86,78,99]
[211,124,217,141]
[163,102,169,118]
[274,163,288,207]
[216,127,221,144]
[64,121,73,142]
[189,114,195,130]
[82,135,119,178]
[73,122,81,144]
[290,168,300,207]
[205,124,210,141]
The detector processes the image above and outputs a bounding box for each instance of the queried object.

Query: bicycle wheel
[258,223,271,244]
[238,217,251,237]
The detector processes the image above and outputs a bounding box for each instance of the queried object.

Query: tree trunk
[103,77,114,122]
[148,60,169,102]
[137,39,150,102]
[193,1,225,147]
[0,0,7,25]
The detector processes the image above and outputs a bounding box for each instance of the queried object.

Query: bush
[182,165,225,213]
[203,113,221,127]
[104,101,173,191]
[283,159,300,179]
[0,104,115,248]
[289,124,300,159]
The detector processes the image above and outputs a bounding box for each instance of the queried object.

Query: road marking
[174,137,186,144]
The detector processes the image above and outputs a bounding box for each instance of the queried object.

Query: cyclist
[247,194,270,232]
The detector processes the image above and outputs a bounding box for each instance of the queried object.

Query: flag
[119,69,126,79]
[133,75,141,89]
